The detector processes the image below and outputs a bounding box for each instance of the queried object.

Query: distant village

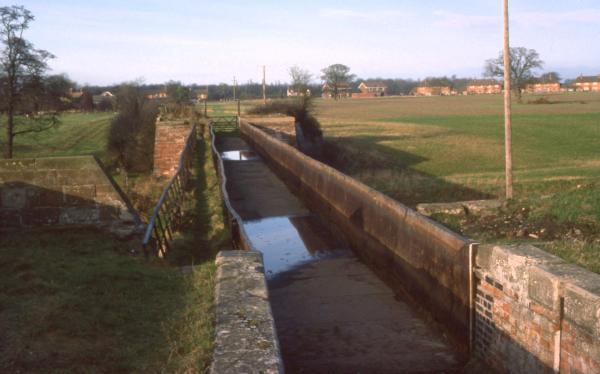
[318,74,600,99]
[64,74,600,108]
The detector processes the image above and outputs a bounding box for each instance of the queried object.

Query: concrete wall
[209,125,283,373]
[211,251,283,374]
[240,120,474,353]
[475,244,600,374]
[153,122,192,177]
[0,156,138,234]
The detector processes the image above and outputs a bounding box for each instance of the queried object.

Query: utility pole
[262,65,267,105]
[233,76,237,101]
[503,0,513,199]
[204,84,208,117]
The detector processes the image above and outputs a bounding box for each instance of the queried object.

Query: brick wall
[153,123,192,177]
[0,156,139,235]
[475,244,600,373]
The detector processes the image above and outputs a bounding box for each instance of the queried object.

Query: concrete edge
[211,250,283,374]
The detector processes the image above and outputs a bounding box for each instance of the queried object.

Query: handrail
[208,117,257,252]
[142,124,197,257]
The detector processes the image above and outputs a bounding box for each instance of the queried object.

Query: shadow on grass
[167,128,231,266]
[322,135,495,207]
[0,229,212,373]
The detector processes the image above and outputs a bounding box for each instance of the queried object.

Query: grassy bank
[0,124,228,371]
[0,230,214,372]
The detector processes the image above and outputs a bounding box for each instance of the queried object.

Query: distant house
[464,80,502,95]
[322,83,352,99]
[100,91,114,97]
[353,81,387,98]
[573,75,600,92]
[287,87,311,97]
[68,88,83,99]
[414,86,452,96]
[196,91,208,101]
[525,82,562,94]
[145,91,168,100]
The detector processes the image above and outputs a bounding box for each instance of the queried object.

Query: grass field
[0,112,115,161]
[313,92,600,272]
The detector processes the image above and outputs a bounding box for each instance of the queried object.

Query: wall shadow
[167,130,231,265]
[322,135,495,207]
[0,181,136,233]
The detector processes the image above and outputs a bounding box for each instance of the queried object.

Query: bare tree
[538,71,561,83]
[485,46,543,103]
[289,65,312,96]
[1,5,55,158]
[321,64,354,100]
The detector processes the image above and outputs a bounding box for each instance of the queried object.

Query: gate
[210,116,239,134]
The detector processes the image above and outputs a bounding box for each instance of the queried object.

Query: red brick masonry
[153,124,192,177]
[475,244,600,374]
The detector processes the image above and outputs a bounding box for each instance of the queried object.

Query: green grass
[0,112,115,161]
[314,92,600,273]
[0,123,229,372]
[0,230,215,372]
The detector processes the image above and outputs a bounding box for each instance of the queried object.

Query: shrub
[108,84,158,174]
[247,97,322,140]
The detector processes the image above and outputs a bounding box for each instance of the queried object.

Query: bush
[108,84,158,173]
[247,97,322,140]
[97,97,115,112]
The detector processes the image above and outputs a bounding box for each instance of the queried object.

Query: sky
[13,0,600,86]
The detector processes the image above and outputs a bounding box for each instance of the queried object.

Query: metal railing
[208,117,256,251]
[142,124,197,257]
[210,116,239,134]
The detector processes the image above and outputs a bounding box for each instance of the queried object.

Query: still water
[220,150,259,161]
[242,215,347,278]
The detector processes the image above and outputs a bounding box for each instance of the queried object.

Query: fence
[210,116,239,134]
[142,124,197,257]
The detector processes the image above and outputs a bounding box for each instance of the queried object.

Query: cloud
[318,8,409,23]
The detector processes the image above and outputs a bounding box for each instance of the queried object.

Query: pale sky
[14,0,600,85]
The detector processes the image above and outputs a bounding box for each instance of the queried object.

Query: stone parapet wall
[0,156,138,234]
[475,244,600,373]
[153,122,192,177]
[240,120,473,354]
[211,251,282,374]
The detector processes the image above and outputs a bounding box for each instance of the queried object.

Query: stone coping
[477,244,600,339]
[211,251,283,374]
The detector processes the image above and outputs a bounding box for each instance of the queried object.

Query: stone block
[63,185,96,205]
[563,276,600,337]
[0,158,36,170]
[56,169,107,185]
[37,187,64,207]
[1,187,27,209]
[35,156,97,170]
[22,207,60,226]
[0,209,21,228]
[529,262,591,311]
[59,206,100,225]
